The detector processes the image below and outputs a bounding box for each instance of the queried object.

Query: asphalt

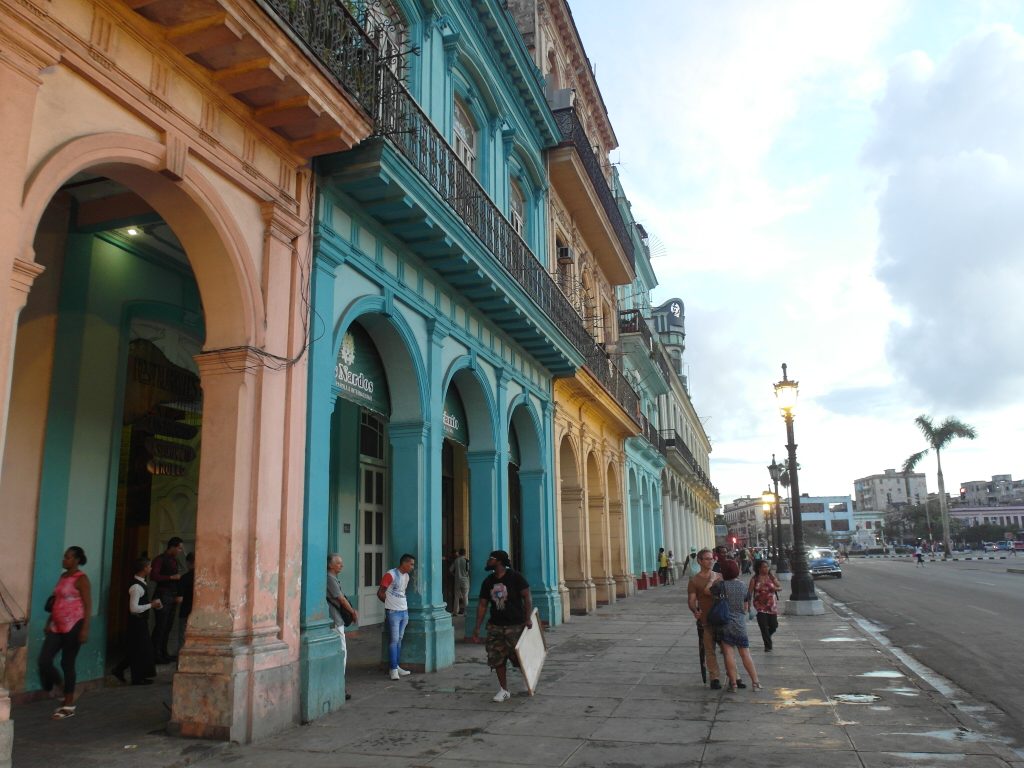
[10,577,1024,768]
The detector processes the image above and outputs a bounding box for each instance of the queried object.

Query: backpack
[707,584,731,627]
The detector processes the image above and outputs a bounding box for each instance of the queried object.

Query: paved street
[814,556,1024,746]
[18,576,1024,768]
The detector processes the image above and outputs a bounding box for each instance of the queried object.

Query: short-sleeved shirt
[327,571,346,628]
[479,569,530,626]
[450,555,470,581]
[658,552,669,568]
[688,570,716,615]
[379,568,409,611]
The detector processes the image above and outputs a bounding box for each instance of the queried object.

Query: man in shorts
[471,550,532,702]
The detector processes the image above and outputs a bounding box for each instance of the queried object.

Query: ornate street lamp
[774,364,822,614]
[767,454,790,573]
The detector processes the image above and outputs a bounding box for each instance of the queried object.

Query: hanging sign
[442,386,469,445]
[334,323,390,416]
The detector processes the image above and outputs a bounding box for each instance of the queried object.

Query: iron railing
[619,309,676,385]
[552,107,636,271]
[662,429,718,501]
[257,0,643,426]
[637,412,665,455]
[258,0,378,114]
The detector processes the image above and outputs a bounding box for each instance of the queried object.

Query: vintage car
[807,548,843,578]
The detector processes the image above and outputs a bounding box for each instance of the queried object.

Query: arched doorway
[606,462,629,598]
[0,138,297,741]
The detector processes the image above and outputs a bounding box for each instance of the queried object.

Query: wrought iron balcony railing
[637,412,665,455]
[619,309,676,385]
[259,0,378,114]
[257,0,644,427]
[552,107,636,271]
[662,429,718,500]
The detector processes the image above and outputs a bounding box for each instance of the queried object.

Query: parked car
[807,548,842,578]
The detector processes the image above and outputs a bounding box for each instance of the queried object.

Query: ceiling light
[126,228,139,236]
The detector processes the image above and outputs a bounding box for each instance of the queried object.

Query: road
[813,556,1024,742]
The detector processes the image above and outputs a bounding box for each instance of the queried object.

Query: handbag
[340,604,355,627]
[707,585,731,627]
[44,595,55,612]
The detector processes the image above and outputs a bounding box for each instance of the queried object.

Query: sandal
[51,706,76,720]
[752,682,763,691]
[727,682,737,692]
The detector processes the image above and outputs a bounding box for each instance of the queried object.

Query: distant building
[722,495,790,547]
[854,468,928,511]
[798,495,856,543]
[852,510,886,547]
[958,475,1024,507]
[949,505,1024,530]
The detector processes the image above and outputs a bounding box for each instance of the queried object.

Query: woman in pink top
[38,546,92,720]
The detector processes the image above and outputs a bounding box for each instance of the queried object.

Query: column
[466,449,499,639]
[519,468,561,622]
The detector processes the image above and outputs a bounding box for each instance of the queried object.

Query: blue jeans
[385,609,408,670]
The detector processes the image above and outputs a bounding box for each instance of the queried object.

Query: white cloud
[867,25,1024,408]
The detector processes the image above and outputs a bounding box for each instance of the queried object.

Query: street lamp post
[774,363,823,615]
[767,454,790,574]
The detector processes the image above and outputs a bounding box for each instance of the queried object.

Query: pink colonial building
[0,0,371,753]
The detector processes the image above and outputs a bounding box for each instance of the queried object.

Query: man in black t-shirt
[471,550,532,703]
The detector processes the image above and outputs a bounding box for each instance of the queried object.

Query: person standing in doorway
[378,554,415,680]
[150,537,184,663]
[471,550,532,703]
[449,548,470,615]
[112,557,160,685]
[327,553,358,699]
[39,546,91,720]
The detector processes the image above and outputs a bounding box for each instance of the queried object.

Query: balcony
[637,412,665,455]
[123,0,375,157]
[618,309,675,387]
[662,430,719,502]
[551,107,635,284]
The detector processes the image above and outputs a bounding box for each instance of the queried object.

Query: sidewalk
[13,582,1024,767]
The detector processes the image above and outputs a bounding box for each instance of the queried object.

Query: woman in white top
[111,557,162,685]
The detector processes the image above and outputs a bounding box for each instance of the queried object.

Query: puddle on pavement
[886,687,921,697]
[883,728,987,744]
[772,688,831,710]
[858,670,904,678]
[883,754,966,762]
[820,637,862,642]
[869,706,893,711]
[831,694,881,703]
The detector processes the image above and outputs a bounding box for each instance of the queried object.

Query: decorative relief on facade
[149,59,170,112]
[88,7,117,69]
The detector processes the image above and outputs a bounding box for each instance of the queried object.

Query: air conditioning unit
[557,245,574,264]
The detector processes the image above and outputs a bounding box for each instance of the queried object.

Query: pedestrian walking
[449,548,470,615]
[657,548,670,585]
[666,551,676,584]
[38,546,91,720]
[112,557,160,685]
[748,559,781,652]
[711,544,730,573]
[150,536,184,663]
[687,548,734,690]
[914,544,925,567]
[378,553,415,680]
[738,547,750,575]
[682,548,700,578]
[470,550,533,703]
[704,559,761,692]
[327,553,358,698]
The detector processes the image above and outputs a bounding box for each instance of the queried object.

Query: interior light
[126,228,139,236]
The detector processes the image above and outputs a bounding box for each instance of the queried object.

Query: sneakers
[709,679,722,690]
[492,688,511,703]
[395,667,411,677]
[389,669,400,681]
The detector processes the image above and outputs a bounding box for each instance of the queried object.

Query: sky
[570,0,1024,508]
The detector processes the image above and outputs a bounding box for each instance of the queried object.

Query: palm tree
[902,415,977,558]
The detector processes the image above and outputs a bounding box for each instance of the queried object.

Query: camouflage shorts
[485,623,524,668]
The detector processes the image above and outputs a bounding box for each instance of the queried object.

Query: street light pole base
[783,598,825,616]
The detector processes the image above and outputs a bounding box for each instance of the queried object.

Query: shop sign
[335,323,390,415]
[443,387,469,445]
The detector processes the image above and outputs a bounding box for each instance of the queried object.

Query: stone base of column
[380,606,454,673]
[783,598,825,616]
[566,579,596,615]
[636,572,649,590]
[297,621,345,724]
[613,573,634,598]
[170,628,296,743]
[594,576,617,605]
[557,583,571,622]
[530,587,563,627]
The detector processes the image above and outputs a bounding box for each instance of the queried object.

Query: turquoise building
[614,183,668,588]
[299,0,589,717]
